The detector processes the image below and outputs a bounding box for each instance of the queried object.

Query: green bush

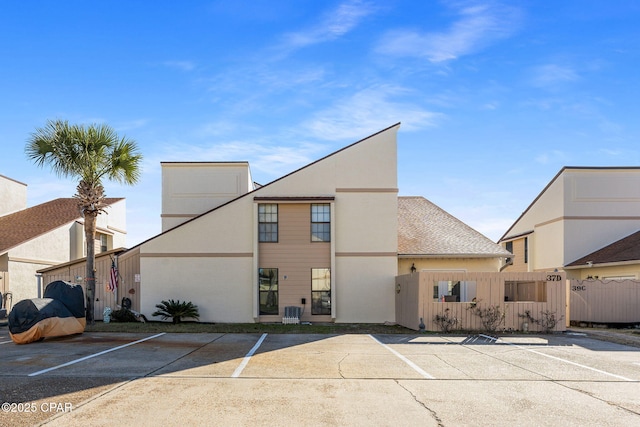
[152,299,200,324]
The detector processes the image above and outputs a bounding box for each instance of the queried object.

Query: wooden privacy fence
[570,279,640,324]
[37,248,141,321]
[395,271,567,332]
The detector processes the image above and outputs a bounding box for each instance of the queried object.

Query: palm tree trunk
[84,211,98,325]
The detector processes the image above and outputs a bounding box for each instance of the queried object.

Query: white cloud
[154,137,327,181]
[375,2,520,62]
[530,64,579,88]
[535,150,567,165]
[162,61,197,71]
[302,86,443,141]
[278,0,377,53]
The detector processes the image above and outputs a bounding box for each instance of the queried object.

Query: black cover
[44,280,85,318]
[8,280,86,344]
[8,298,73,335]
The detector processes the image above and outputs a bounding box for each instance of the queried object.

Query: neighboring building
[499,167,640,278]
[137,124,400,324]
[398,196,511,274]
[0,174,27,217]
[565,230,640,280]
[161,161,255,232]
[0,177,127,304]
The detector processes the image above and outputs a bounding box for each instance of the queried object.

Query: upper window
[258,204,278,242]
[505,241,513,264]
[311,204,330,242]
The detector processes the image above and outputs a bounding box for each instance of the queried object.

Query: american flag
[108,261,118,292]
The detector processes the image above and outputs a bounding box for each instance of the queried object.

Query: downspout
[500,257,513,272]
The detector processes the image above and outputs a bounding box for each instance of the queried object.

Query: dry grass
[86,321,417,335]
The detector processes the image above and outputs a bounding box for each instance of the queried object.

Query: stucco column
[330,200,336,320]
[252,202,259,321]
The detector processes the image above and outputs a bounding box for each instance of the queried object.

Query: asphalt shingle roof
[0,198,123,254]
[566,230,640,267]
[398,196,511,257]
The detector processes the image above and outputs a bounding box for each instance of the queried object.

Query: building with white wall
[138,124,400,324]
[499,167,640,278]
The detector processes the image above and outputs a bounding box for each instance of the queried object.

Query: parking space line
[0,340,12,345]
[369,334,434,379]
[479,334,635,382]
[231,333,267,378]
[28,333,166,377]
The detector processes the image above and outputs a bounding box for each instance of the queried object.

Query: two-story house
[499,167,640,279]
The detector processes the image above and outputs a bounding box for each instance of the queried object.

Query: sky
[2,0,640,247]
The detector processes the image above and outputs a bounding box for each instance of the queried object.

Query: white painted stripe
[232,333,267,378]
[28,333,166,377]
[478,334,634,382]
[369,334,434,379]
[0,340,13,345]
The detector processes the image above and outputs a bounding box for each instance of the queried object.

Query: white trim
[28,333,166,377]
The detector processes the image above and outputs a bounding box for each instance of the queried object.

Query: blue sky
[2,0,640,247]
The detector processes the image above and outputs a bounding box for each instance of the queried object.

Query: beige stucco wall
[503,169,640,275]
[161,162,253,232]
[140,194,256,322]
[566,263,640,280]
[8,224,73,303]
[139,124,400,324]
[0,175,27,216]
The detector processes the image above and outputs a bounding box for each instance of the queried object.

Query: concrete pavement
[1,328,639,426]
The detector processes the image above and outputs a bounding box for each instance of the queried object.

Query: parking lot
[1,328,639,426]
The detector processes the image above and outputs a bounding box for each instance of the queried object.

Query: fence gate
[570,279,640,324]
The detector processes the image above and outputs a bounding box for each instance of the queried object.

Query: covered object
[8,280,85,344]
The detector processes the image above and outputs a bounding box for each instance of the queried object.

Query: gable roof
[499,166,640,242]
[0,197,123,255]
[398,196,511,258]
[566,229,640,267]
[129,123,401,251]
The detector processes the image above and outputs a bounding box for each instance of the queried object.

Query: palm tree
[152,299,200,324]
[26,119,143,324]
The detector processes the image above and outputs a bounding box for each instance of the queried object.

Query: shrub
[110,308,138,323]
[153,299,200,324]
[433,308,458,333]
[519,310,564,333]
[467,303,505,333]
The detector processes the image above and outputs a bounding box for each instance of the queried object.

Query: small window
[259,268,278,315]
[258,204,278,242]
[505,241,513,265]
[524,237,528,264]
[311,268,331,315]
[311,204,330,242]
